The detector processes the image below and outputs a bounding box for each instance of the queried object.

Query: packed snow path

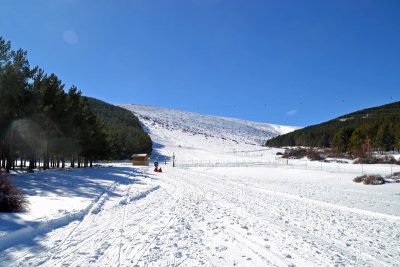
[1,164,399,266]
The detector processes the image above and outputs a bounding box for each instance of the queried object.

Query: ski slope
[1,105,400,266]
[119,104,299,146]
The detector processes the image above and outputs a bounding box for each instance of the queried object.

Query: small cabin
[132,154,149,166]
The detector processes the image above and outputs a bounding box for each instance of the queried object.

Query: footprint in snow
[215,245,228,252]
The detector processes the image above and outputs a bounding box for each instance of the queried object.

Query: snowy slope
[1,104,400,266]
[119,104,299,146]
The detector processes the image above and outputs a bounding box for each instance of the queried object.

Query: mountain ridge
[119,104,299,146]
[266,100,400,151]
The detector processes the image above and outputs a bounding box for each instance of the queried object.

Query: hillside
[119,104,299,146]
[266,101,400,152]
[88,98,152,159]
[88,97,143,128]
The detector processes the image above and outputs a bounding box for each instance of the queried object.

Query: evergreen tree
[348,124,377,156]
[0,36,152,171]
[394,126,400,151]
[332,128,352,152]
[375,122,395,152]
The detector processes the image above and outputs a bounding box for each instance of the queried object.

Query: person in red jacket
[154,162,159,172]
[153,167,162,172]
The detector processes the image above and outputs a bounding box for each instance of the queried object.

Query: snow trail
[2,164,400,266]
[1,105,400,266]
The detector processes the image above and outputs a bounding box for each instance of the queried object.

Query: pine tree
[375,122,395,152]
[394,126,400,152]
[332,128,352,152]
[349,128,365,155]
[348,124,377,157]
[0,36,152,171]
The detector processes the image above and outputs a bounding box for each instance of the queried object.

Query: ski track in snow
[1,105,400,266]
[2,165,400,266]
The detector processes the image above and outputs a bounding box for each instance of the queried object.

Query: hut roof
[132,154,148,157]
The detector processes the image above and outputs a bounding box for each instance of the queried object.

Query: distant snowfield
[1,105,400,266]
[119,104,299,146]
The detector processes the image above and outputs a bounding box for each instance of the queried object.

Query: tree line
[87,97,152,160]
[0,36,152,172]
[266,101,400,157]
[331,120,400,156]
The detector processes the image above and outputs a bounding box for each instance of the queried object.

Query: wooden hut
[132,154,149,166]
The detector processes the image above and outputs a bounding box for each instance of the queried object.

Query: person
[153,161,162,172]
[154,161,159,172]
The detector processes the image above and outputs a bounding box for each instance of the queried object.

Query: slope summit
[119,104,298,146]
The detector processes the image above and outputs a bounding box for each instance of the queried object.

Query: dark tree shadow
[1,166,144,233]
[0,166,152,261]
[150,141,171,164]
[139,119,171,163]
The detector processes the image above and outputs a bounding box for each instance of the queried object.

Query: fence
[174,158,400,176]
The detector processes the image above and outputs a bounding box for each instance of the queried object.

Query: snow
[119,104,300,146]
[1,104,400,266]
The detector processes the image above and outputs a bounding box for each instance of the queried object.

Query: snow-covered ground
[119,104,299,146]
[1,105,400,266]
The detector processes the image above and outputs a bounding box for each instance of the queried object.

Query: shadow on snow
[0,166,146,257]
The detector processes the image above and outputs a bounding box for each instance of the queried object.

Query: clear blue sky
[1,0,400,126]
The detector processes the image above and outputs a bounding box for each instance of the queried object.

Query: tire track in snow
[171,168,393,266]
[129,186,181,266]
[8,181,120,267]
[172,169,300,266]
[120,180,181,266]
[11,171,161,267]
[117,181,161,266]
[220,184,393,267]
[159,171,278,266]
[42,181,123,266]
[91,190,165,266]
[183,169,394,266]
[218,176,400,266]
[117,176,136,267]
[126,172,211,267]
[63,184,162,266]
[134,215,177,267]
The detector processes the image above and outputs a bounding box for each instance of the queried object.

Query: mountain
[119,104,298,146]
[88,98,142,128]
[266,101,400,152]
[88,98,152,159]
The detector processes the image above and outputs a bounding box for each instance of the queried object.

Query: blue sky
[1,0,400,126]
